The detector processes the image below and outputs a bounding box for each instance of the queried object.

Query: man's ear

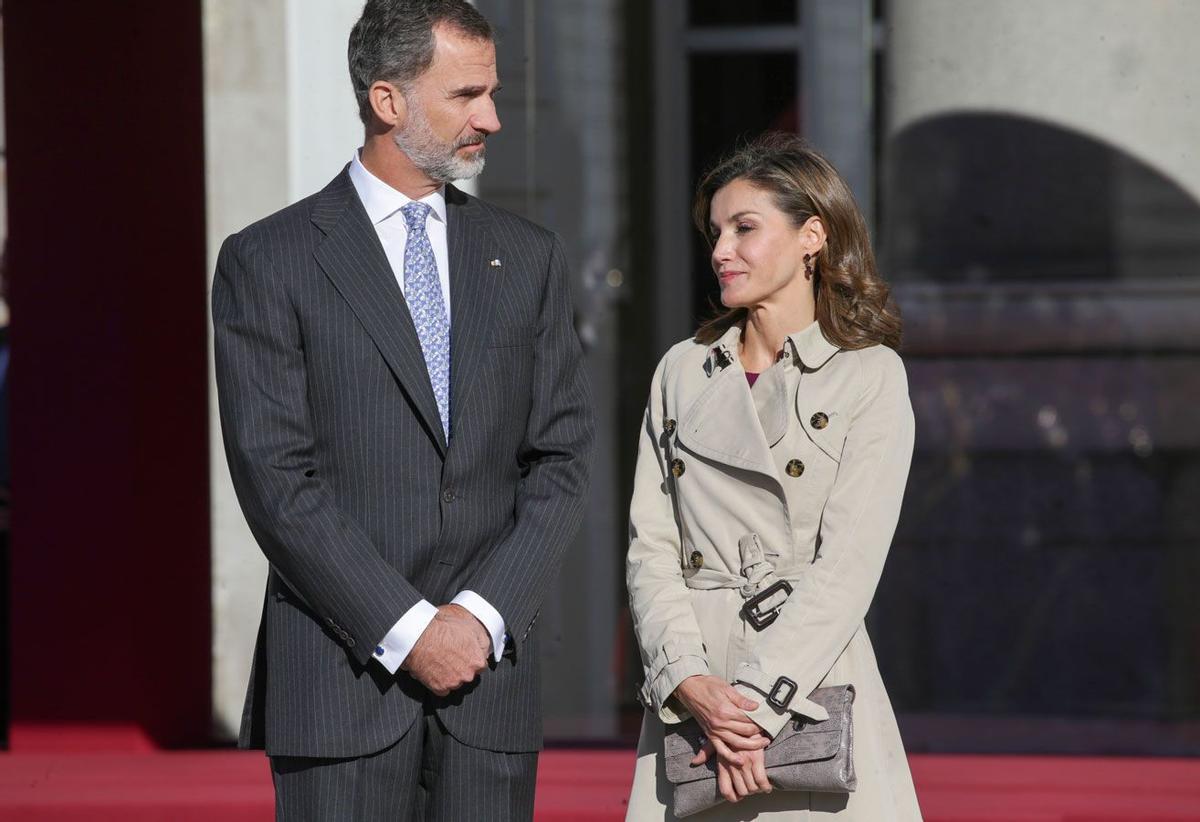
[368,80,406,128]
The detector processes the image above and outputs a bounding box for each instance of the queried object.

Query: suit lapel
[311,169,447,455]
[445,184,500,444]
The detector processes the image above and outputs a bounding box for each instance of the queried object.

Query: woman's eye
[735,224,753,234]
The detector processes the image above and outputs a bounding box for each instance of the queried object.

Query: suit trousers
[270,707,538,821]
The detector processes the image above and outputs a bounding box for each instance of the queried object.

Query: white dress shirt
[347,150,507,674]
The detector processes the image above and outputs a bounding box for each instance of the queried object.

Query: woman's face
[708,178,821,310]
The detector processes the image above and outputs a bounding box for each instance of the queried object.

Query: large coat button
[786,459,805,477]
[663,418,677,435]
[670,458,686,478]
[689,551,704,569]
[810,412,829,430]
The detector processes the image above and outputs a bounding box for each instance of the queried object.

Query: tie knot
[401,201,432,230]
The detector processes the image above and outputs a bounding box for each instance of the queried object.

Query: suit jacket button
[670,458,686,478]
[689,551,704,569]
[786,459,805,477]
[441,487,456,503]
[810,412,829,430]
[345,637,356,647]
[663,419,677,436]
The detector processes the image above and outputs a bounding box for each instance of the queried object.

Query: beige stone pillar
[887,0,1200,201]
[203,0,365,739]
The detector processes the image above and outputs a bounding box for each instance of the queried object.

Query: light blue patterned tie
[401,201,451,439]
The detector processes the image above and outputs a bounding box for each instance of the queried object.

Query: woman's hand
[690,729,773,802]
[673,675,768,766]
[715,745,772,802]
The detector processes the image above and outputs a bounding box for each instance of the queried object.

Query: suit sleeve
[734,349,915,737]
[625,354,710,723]
[213,231,425,667]
[459,234,595,656]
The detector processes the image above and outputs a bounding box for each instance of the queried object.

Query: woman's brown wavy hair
[693,133,901,351]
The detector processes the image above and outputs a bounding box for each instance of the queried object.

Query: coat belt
[682,533,801,615]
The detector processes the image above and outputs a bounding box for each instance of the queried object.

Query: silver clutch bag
[662,684,856,818]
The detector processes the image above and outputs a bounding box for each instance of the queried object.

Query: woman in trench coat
[625,134,923,821]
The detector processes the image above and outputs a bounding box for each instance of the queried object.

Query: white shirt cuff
[372,599,438,675]
[451,590,507,660]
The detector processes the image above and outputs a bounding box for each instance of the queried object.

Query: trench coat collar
[687,320,840,458]
[679,324,783,485]
[783,320,840,371]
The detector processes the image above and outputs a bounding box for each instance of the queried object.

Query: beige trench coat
[625,322,923,821]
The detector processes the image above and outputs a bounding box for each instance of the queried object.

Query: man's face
[394,24,502,183]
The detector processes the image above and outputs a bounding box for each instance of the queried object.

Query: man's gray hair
[348,0,493,125]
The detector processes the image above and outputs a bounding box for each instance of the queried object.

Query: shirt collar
[348,149,447,226]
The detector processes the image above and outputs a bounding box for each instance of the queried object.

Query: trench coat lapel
[752,365,790,447]
[445,184,500,444]
[311,168,447,455]
[676,325,781,484]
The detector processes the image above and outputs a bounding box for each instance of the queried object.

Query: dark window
[688,0,798,27]
[688,51,798,325]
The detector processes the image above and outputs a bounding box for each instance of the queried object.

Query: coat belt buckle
[768,676,798,711]
[741,579,793,631]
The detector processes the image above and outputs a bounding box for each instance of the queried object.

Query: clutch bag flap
[663,685,852,786]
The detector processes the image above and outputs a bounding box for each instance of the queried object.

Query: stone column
[887,0,1200,201]
[884,0,1200,333]
[203,0,365,739]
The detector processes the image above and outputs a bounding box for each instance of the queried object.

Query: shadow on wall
[885,112,1200,283]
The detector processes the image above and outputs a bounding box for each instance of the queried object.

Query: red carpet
[1,748,1198,821]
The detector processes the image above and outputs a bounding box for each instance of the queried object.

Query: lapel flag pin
[489,258,502,268]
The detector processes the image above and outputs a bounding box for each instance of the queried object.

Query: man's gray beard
[393,102,486,183]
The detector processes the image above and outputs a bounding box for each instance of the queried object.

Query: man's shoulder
[453,187,557,250]
[232,189,328,249]
[228,170,351,252]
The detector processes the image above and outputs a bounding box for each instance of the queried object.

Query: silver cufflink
[489,258,502,268]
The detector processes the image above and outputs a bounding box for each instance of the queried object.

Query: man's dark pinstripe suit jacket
[212,167,594,759]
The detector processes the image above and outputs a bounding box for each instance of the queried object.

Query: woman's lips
[717,271,745,285]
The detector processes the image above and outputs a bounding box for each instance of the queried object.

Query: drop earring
[803,253,814,280]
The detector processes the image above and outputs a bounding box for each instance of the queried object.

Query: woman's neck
[740,302,816,373]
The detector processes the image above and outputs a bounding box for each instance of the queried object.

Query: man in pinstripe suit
[212,1,593,818]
